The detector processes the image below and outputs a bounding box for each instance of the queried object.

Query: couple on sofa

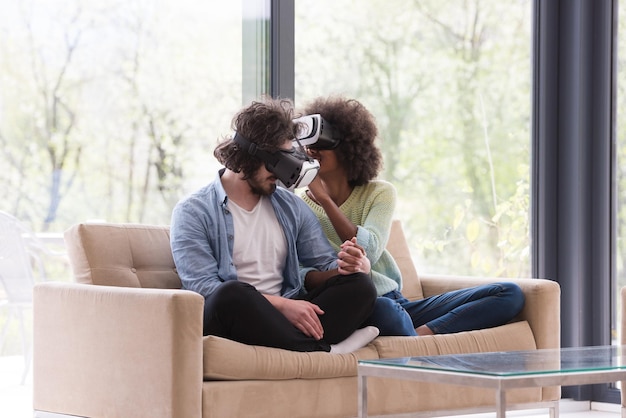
[169,95,525,354]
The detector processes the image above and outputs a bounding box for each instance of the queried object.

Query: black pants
[202,273,377,352]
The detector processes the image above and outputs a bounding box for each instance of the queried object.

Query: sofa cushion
[202,335,379,380]
[372,320,536,358]
[203,321,536,381]
[64,223,181,289]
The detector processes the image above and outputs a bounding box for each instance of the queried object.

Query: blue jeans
[365,282,525,336]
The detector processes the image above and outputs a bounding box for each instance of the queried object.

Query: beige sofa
[33,220,561,418]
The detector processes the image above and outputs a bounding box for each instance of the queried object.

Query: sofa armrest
[33,282,204,418]
[418,275,561,351]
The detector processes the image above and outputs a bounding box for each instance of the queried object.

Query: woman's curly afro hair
[302,96,382,187]
[214,97,298,179]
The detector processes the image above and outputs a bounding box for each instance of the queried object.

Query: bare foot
[416,325,434,336]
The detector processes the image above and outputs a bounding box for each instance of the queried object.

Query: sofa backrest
[387,220,423,300]
[64,220,423,298]
[64,223,181,289]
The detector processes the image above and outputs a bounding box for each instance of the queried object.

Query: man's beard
[247,178,277,196]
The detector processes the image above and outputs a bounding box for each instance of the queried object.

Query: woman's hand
[306,176,330,205]
[337,238,371,275]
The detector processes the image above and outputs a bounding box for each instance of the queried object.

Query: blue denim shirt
[170,169,339,300]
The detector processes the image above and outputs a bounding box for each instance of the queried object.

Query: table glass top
[359,345,626,377]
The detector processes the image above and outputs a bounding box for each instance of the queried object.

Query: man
[170,97,379,353]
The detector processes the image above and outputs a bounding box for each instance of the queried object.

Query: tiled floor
[0,354,623,418]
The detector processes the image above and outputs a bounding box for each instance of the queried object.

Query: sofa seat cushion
[203,321,536,381]
[202,336,379,380]
[372,320,536,358]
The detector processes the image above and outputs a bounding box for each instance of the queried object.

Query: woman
[298,95,525,336]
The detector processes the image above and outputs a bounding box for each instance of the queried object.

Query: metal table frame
[358,353,626,418]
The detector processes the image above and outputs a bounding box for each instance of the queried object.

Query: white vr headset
[232,115,340,191]
[233,132,320,190]
[293,114,342,150]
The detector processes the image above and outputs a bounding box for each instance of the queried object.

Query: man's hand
[338,238,371,275]
[271,297,325,340]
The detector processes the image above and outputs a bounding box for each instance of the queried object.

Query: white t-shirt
[228,196,287,296]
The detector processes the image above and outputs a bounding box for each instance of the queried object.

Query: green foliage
[0,0,566,280]
[616,0,626,296]
[0,0,238,230]
[296,0,531,277]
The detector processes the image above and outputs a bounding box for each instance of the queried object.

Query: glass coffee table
[358,345,626,418]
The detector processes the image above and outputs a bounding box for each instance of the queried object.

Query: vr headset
[293,114,341,150]
[233,132,320,190]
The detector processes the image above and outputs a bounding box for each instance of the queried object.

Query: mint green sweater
[300,180,402,296]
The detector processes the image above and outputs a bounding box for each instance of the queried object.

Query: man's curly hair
[302,96,382,187]
[214,97,298,179]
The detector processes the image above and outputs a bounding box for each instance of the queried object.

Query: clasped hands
[274,237,371,340]
[337,237,371,275]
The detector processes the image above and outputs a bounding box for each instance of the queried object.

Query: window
[295,0,532,277]
[0,0,243,234]
[616,0,626,346]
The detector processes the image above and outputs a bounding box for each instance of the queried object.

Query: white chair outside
[0,211,60,384]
